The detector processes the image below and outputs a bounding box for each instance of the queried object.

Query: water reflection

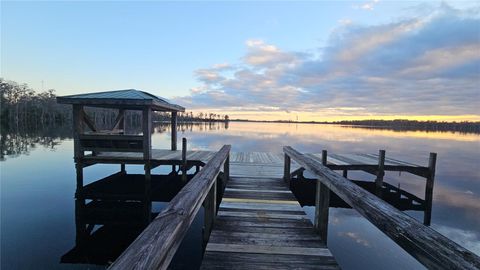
[1,122,479,270]
[0,124,71,161]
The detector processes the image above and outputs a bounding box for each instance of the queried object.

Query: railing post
[424,152,437,226]
[182,138,187,182]
[224,155,230,182]
[144,163,152,224]
[375,150,386,196]
[203,179,217,247]
[171,111,177,150]
[284,153,291,186]
[314,150,330,244]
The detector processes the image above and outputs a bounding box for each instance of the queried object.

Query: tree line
[333,119,480,133]
[0,79,229,132]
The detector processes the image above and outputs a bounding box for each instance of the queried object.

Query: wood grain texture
[201,156,338,269]
[284,146,480,270]
[108,145,230,270]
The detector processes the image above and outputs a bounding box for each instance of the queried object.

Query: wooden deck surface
[85,150,421,169]
[200,153,339,269]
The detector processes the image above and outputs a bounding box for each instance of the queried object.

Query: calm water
[1,122,479,269]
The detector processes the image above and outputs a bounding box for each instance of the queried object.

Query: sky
[1,0,479,121]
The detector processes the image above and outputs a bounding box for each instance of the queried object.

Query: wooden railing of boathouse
[283,146,480,270]
[108,145,231,270]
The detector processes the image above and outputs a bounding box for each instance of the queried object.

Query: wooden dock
[201,153,339,269]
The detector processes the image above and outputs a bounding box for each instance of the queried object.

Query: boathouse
[57,89,213,224]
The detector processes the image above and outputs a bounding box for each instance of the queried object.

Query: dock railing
[283,146,480,270]
[108,144,231,270]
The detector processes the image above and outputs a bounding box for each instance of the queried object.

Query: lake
[1,121,479,269]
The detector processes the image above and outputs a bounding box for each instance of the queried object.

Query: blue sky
[1,1,479,121]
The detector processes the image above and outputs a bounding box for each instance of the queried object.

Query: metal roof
[57,89,185,111]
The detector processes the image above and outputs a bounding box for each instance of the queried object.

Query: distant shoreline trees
[0,79,71,128]
[0,79,229,131]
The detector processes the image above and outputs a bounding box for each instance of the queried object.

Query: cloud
[354,0,380,11]
[243,39,299,67]
[176,4,480,118]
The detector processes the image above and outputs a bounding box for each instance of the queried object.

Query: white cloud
[354,0,380,11]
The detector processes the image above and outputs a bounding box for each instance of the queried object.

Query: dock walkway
[201,152,339,269]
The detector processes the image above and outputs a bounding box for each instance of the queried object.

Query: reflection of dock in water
[57,89,480,270]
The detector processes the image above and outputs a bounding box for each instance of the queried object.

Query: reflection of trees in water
[152,121,229,133]
[0,121,229,160]
[0,124,71,161]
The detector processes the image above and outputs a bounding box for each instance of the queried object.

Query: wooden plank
[208,234,325,248]
[217,211,308,220]
[201,252,339,270]
[221,198,300,205]
[205,243,332,257]
[225,188,291,193]
[219,202,303,212]
[284,146,480,270]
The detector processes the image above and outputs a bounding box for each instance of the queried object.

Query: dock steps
[201,173,339,269]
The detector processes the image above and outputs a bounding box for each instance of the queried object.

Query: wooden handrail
[108,144,231,270]
[283,146,480,270]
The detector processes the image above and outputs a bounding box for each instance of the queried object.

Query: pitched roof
[57,89,185,111]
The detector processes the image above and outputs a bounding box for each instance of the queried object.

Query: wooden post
[142,108,152,160]
[75,163,84,191]
[343,170,348,178]
[120,163,126,174]
[314,150,330,244]
[203,179,217,247]
[143,108,152,224]
[321,150,327,165]
[424,152,437,226]
[114,109,125,134]
[283,154,291,185]
[181,138,187,182]
[224,155,230,183]
[72,105,84,160]
[171,111,177,150]
[144,163,152,224]
[74,198,87,246]
[375,150,386,196]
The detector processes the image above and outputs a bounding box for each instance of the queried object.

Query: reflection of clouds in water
[338,232,371,247]
[434,225,480,255]
[435,187,480,222]
[326,208,424,269]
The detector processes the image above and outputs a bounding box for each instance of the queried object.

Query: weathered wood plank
[201,252,339,270]
[202,160,338,269]
[217,211,309,220]
[284,146,480,270]
[206,243,332,256]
